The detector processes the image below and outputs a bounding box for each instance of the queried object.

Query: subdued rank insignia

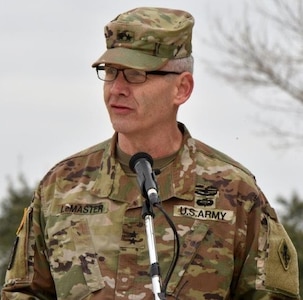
[278,239,291,270]
[128,231,141,245]
[120,221,145,249]
[116,30,134,42]
[194,185,219,209]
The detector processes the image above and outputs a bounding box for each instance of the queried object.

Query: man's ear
[174,72,194,105]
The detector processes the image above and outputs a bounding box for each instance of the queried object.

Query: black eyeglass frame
[95,65,182,84]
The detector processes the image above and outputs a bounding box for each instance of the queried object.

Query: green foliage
[276,193,303,297]
[0,174,34,287]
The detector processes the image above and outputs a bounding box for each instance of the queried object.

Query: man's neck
[117,124,183,158]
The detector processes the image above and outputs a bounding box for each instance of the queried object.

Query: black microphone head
[129,152,153,173]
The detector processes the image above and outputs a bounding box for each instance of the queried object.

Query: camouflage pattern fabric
[1,123,300,299]
[92,7,194,70]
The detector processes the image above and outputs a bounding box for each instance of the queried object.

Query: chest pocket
[46,216,105,300]
[165,220,209,295]
[116,214,210,297]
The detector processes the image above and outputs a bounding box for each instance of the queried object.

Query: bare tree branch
[202,0,303,147]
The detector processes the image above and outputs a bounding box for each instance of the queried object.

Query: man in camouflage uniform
[1,7,300,300]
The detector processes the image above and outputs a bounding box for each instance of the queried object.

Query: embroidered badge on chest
[174,185,234,222]
[194,185,218,209]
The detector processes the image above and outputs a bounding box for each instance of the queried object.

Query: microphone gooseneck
[129,152,159,205]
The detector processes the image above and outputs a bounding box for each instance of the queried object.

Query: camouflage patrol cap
[92,7,194,70]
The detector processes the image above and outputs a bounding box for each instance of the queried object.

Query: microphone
[129,152,159,205]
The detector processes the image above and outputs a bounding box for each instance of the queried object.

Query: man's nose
[109,70,130,94]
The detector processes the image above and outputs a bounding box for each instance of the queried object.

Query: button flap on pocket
[166,221,209,294]
[70,218,105,292]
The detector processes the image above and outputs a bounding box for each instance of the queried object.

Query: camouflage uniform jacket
[1,124,300,299]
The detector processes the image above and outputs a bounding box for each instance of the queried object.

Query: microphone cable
[154,202,180,296]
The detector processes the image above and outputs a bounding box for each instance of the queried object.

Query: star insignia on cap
[117,30,134,42]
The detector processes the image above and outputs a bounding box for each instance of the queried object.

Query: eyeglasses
[95,65,182,84]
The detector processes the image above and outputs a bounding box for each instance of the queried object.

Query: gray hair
[164,55,194,74]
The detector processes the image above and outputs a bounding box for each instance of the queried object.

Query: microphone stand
[141,188,166,300]
[129,152,166,300]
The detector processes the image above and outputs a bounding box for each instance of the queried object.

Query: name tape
[59,203,106,214]
[174,205,234,222]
